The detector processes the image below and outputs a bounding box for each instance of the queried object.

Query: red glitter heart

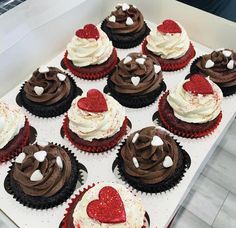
[76,24,100,40]
[183,74,213,95]
[77,89,108,112]
[157,19,182,34]
[86,186,126,224]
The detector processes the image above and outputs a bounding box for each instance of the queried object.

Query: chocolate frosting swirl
[196,49,236,87]
[13,143,71,197]
[24,67,71,105]
[110,53,163,95]
[120,127,182,184]
[106,4,144,34]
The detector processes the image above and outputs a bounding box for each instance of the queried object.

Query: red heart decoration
[157,19,182,34]
[76,24,100,40]
[183,74,213,95]
[77,89,108,112]
[86,186,126,224]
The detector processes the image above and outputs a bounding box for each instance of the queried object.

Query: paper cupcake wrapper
[63,116,128,153]
[0,119,30,164]
[142,40,196,71]
[4,144,83,209]
[116,138,191,193]
[101,20,150,49]
[158,92,223,138]
[17,75,79,118]
[190,57,236,97]
[63,49,118,80]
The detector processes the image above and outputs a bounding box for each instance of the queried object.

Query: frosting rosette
[12,143,72,197]
[167,75,223,123]
[0,102,25,149]
[66,25,113,67]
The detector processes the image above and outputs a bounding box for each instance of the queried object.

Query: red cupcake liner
[63,49,118,80]
[142,40,196,71]
[158,92,222,138]
[0,118,30,164]
[63,116,128,153]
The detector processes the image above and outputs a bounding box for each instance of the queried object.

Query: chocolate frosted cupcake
[19,66,77,117]
[0,101,30,163]
[107,53,164,108]
[101,3,150,49]
[5,143,79,209]
[190,49,236,96]
[117,127,190,193]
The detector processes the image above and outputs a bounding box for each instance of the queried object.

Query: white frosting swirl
[146,22,190,59]
[167,78,222,123]
[73,183,145,227]
[66,28,113,67]
[0,102,25,149]
[68,94,125,141]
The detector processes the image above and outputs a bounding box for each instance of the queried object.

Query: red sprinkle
[76,24,100,40]
[157,19,182,34]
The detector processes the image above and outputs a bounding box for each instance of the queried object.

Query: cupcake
[142,19,195,71]
[101,3,150,49]
[0,101,30,163]
[63,24,118,79]
[62,182,145,227]
[117,126,190,193]
[63,89,127,152]
[5,143,79,209]
[190,49,236,96]
[107,53,165,108]
[158,74,223,138]
[19,66,78,117]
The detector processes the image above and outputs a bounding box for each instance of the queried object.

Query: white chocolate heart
[135,58,145,65]
[205,59,214,68]
[30,170,43,182]
[222,50,232,57]
[57,73,66,81]
[154,65,161,74]
[38,66,49,73]
[142,55,147,58]
[15,153,26,164]
[163,156,173,168]
[227,60,234,69]
[108,15,116,22]
[151,135,164,147]
[122,3,130,11]
[34,86,44,96]
[0,116,4,131]
[34,150,47,162]
[132,157,139,168]
[131,76,140,86]
[132,133,139,143]
[126,17,133,25]
[37,141,48,147]
[123,56,132,64]
[56,156,63,169]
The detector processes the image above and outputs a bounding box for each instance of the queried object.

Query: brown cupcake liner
[116,139,191,193]
[158,92,223,138]
[0,119,30,164]
[4,143,83,209]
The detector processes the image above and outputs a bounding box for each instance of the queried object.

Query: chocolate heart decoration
[76,24,99,40]
[87,186,126,224]
[183,74,213,95]
[78,89,108,112]
[157,19,182,34]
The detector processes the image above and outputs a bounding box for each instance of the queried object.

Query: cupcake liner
[190,57,236,97]
[0,119,30,164]
[142,40,196,71]
[158,92,223,138]
[116,138,191,193]
[107,77,167,108]
[4,144,82,209]
[18,75,79,118]
[101,20,150,49]
[63,116,128,153]
[63,49,118,80]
